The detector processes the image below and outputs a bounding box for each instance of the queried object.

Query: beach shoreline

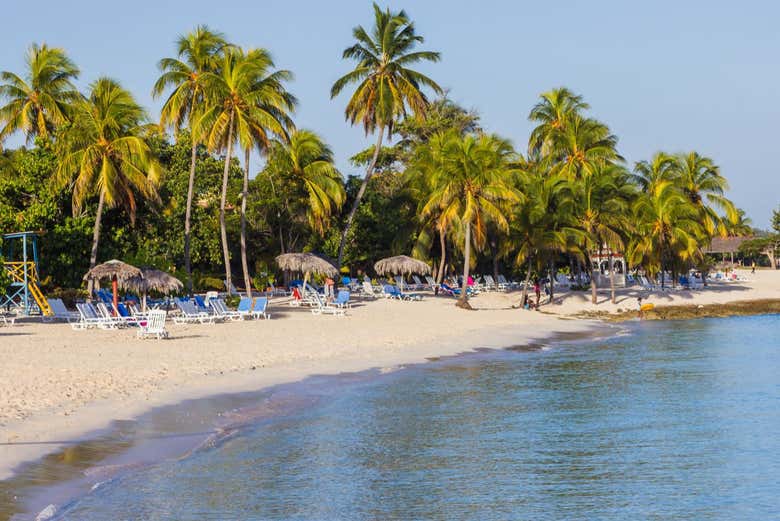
[1,269,777,483]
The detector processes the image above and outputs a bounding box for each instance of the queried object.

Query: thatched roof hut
[275,253,339,277]
[374,255,431,276]
[125,268,183,295]
[83,259,142,284]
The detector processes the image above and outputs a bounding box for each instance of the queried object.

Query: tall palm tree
[55,78,162,275]
[509,162,577,306]
[632,152,677,192]
[423,133,521,308]
[528,87,589,155]
[407,131,449,282]
[331,2,442,267]
[196,47,295,296]
[0,43,80,144]
[264,129,344,240]
[675,151,736,235]
[549,116,621,179]
[152,26,227,294]
[571,163,633,303]
[628,179,699,288]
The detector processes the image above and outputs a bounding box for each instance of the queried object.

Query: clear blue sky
[3,0,778,227]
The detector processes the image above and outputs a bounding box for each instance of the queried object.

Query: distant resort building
[591,248,626,287]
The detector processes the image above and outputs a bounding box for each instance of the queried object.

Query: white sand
[0,268,777,478]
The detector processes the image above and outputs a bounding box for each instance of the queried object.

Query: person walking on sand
[752,260,756,274]
[637,296,644,319]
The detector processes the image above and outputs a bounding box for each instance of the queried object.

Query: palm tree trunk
[609,254,616,304]
[457,222,472,309]
[436,225,446,284]
[87,190,106,296]
[240,148,252,298]
[492,238,500,287]
[549,259,555,304]
[183,102,198,296]
[590,255,598,305]
[337,126,385,267]
[219,111,235,293]
[520,257,532,306]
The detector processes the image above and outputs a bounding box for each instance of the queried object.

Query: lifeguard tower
[1,231,51,316]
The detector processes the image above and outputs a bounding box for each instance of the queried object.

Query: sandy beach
[0,268,777,479]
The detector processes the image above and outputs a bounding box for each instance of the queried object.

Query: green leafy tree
[422,133,521,308]
[153,25,227,293]
[196,47,295,295]
[331,2,442,266]
[0,43,81,144]
[55,78,162,276]
[263,130,344,240]
[528,87,589,155]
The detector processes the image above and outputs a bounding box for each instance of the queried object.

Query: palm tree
[331,2,442,267]
[0,43,80,144]
[509,162,576,306]
[549,116,621,180]
[632,152,677,192]
[55,78,162,276]
[528,87,589,155]
[423,133,521,308]
[407,131,449,282]
[196,47,295,296]
[153,26,227,294]
[571,163,633,303]
[675,151,736,235]
[627,179,699,288]
[264,130,344,240]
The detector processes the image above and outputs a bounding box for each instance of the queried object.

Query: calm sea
[9,314,780,520]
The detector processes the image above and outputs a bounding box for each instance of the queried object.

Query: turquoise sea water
[16,315,780,520]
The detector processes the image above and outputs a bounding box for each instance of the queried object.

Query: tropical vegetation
[0,4,772,310]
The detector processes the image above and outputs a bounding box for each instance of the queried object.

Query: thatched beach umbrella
[83,260,142,314]
[374,255,431,277]
[125,268,183,312]
[275,253,338,295]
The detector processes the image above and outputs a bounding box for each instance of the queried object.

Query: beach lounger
[310,292,346,316]
[411,275,426,290]
[383,284,423,301]
[497,274,516,289]
[395,276,417,292]
[424,275,440,292]
[137,310,169,339]
[42,298,80,323]
[113,302,144,326]
[250,297,271,319]
[174,299,216,324]
[361,281,381,299]
[267,282,288,297]
[333,290,352,308]
[483,274,501,291]
[96,303,128,328]
[73,302,117,330]
[211,298,245,321]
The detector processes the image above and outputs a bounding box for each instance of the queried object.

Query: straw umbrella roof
[275,252,339,277]
[374,255,431,276]
[125,268,183,295]
[83,259,142,284]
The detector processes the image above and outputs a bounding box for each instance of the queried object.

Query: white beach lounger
[137,310,169,339]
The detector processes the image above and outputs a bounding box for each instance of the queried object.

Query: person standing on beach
[637,296,644,319]
[324,277,335,302]
[752,260,756,274]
